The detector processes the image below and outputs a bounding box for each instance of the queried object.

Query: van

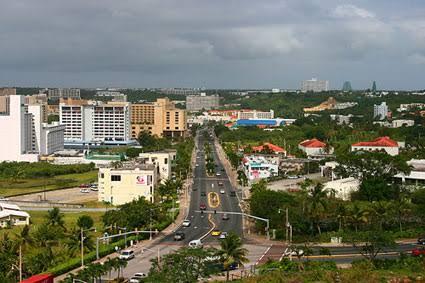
[188,239,203,249]
[119,249,135,260]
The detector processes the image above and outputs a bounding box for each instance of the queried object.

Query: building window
[111,175,121,182]
[164,158,168,164]
[100,173,104,178]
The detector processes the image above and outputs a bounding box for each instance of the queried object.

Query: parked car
[119,249,135,260]
[417,238,425,245]
[174,231,185,241]
[80,188,90,193]
[412,247,425,257]
[220,189,225,194]
[220,232,228,239]
[216,173,221,176]
[79,183,90,188]
[283,247,304,257]
[222,213,229,220]
[188,239,203,249]
[200,203,207,210]
[129,273,147,283]
[182,219,191,227]
[287,175,299,179]
[218,181,224,186]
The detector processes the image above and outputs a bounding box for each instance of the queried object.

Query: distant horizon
[1,1,425,90]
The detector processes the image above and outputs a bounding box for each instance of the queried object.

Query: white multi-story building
[48,88,81,100]
[0,95,64,161]
[242,155,279,182]
[238,110,274,120]
[301,78,329,92]
[98,163,157,205]
[324,177,360,201]
[186,94,220,111]
[373,102,388,120]
[60,99,131,144]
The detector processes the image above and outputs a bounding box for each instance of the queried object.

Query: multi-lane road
[162,129,242,244]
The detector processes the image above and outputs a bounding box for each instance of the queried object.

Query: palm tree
[65,227,94,257]
[217,232,248,281]
[307,183,328,235]
[349,203,369,233]
[45,207,65,229]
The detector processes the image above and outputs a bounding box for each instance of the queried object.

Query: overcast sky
[0,0,424,90]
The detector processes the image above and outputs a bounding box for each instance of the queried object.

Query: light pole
[81,227,96,268]
[142,247,161,265]
[116,226,128,248]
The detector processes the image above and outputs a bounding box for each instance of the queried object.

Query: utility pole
[80,228,84,268]
[19,244,22,282]
[285,208,289,243]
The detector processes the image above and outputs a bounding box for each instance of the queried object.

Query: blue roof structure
[236,119,281,126]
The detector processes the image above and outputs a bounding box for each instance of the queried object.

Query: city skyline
[0,1,424,89]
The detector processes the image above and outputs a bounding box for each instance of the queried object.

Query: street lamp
[142,247,161,265]
[81,227,96,267]
[116,226,128,248]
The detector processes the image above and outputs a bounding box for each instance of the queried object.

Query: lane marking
[200,214,216,241]
[256,245,272,265]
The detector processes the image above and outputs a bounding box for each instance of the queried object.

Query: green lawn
[0,171,98,196]
[0,210,105,238]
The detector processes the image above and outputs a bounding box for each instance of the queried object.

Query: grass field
[0,171,98,197]
[0,210,105,238]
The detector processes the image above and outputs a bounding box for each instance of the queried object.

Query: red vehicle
[79,183,90,188]
[21,273,54,283]
[412,247,425,257]
[200,203,207,210]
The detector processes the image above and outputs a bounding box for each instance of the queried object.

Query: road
[117,128,244,278]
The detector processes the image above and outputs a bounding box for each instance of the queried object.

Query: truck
[21,273,54,283]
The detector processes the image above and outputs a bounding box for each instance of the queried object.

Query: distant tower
[372,81,377,92]
[342,81,352,92]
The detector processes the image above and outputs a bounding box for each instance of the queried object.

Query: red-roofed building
[351,136,402,156]
[252,143,286,156]
[298,138,333,157]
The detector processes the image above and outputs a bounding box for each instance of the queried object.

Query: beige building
[98,163,157,205]
[138,150,176,183]
[131,98,186,139]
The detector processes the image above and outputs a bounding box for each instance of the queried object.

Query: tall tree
[307,183,328,235]
[45,208,65,229]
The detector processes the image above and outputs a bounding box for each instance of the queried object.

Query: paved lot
[8,187,98,204]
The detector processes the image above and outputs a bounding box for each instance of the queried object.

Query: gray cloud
[0,0,424,89]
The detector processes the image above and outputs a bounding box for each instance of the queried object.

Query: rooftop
[299,138,327,148]
[352,136,398,147]
[252,143,285,153]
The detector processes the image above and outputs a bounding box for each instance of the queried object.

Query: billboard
[136,175,148,185]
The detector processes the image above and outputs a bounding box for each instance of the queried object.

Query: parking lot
[8,187,98,204]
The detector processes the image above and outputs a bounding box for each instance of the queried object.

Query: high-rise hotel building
[59,98,131,145]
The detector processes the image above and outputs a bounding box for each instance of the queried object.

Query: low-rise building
[235,118,296,128]
[392,119,414,128]
[395,159,425,187]
[252,143,286,156]
[298,138,333,157]
[138,150,176,183]
[186,94,220,111]
[242,155,279,182]
[98,162,157,205]
[351,136,403,156]
[324,177,360,201]
[0,203,30,228]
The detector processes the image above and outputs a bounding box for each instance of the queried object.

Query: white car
[188,239,203,249]
[220,189,225,194]
[283,247,304,257]
[219,232,228,239]
[287,175,299,179]
[182,219,191,227]
[119,249,135,260]
[196,164,199,167]
[216,173,221,176]
[129,273,147,283]
[80,188,90,193]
